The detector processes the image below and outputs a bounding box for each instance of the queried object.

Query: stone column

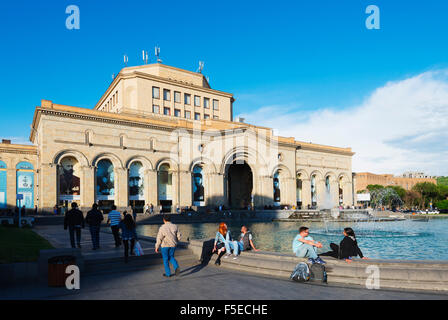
[343,182,353,207]
[115,167,128,209]
[301,178,311,209]
[145,169,157,207]
[6,168,16,209]
[171,170,179,212]
[179,170,192,207]
[40,163,57,213]
[81,165,95,209]
[330,177,339,208]
[316,178,326,208]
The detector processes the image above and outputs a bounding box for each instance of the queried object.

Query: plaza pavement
[1,225,447,300]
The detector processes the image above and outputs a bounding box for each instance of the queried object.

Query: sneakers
[175,267,180,276]
[315,257,327,265]
[233,256,238,260]
[163,274,171,278]
[307,258,315,264]
[224,254,231,259]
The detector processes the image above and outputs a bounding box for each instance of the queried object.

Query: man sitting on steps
[292,226,326,265]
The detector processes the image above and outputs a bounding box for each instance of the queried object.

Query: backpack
[290,262,310,282]
[309,264,327,283]
[200,239,215,265]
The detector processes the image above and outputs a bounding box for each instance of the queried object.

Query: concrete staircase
[188,239,448,292]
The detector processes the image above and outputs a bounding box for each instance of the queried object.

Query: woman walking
[119,213,137,263]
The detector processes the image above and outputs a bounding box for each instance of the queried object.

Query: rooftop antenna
[155,46,162,63]
[142,50,149,64]
[123,54,129,67]
[197,61,204,73]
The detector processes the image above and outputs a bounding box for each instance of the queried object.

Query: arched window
[311,174,317,206]
[96,159,115,200]
[16,161,34,208]
[325,176,330,193]
[273,170,280,205]
[192,165,204,206]
[129,162,144,201]
[0,160,7,209]
[58,156,81,202]
[296,174,302,209]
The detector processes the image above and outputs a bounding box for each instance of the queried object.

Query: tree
[412,182,439,208]
[404,190,422,209]
[389,186,406,200]
[366,184,385,192]
[437,185,448,200]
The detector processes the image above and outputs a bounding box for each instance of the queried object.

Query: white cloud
[238,70,448,176]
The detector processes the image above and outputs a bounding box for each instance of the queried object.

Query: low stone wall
[188,239,448,292]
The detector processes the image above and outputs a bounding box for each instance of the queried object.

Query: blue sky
[1,0,448,174]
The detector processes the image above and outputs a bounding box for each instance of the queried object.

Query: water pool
[137,217,448,261]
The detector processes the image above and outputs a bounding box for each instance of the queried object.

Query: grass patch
[0,226,54,264]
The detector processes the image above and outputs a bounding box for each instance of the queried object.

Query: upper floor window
[204,98,210,109]
[174,109,181,117]
[213,115,219,120]
[164,107,171,116]
[184,93,191,105]
[213,99,219,110]
[153,105,160,114]
[163,89,171,101]
[152,87,160,99]
[185,111,191,119]
[204,114,210,120]
[194,95,201,107]
[174,91,181,103]
[195,113,201,120]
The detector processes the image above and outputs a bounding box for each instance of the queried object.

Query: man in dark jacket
[64,202,85,248]
[85,203,104,250]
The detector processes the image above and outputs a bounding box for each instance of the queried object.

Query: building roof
[94,63,233,110]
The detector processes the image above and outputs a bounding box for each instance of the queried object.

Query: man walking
[64,202,85,249]
[107,205,122,247]
[155,215,181,277]
[85,203,104,250]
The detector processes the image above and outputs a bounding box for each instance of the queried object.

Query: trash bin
[48,255,76,287]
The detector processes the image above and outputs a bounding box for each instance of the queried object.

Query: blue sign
[0,161,6,209]
[17,194,23,200]
[17,170,34,209]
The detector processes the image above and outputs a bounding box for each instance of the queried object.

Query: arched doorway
[129,161,144,213]
[58,156,81,209]
[158,164,172,212]
[96,159,115,211]
[310,174,317,208]
[16,161,34,209]
[273,170,281,207]
[192,165,205,206]
[227,161,253,209]
[296,174,303,209]
[0,161,7,209]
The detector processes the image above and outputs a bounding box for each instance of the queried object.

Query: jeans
[294,244,318,259]
[89,225,100,249]
[111,225,121,246]
[161,247,179,276]
[68,226,82,248]
[123,239,135,262]
[225,240,239,256]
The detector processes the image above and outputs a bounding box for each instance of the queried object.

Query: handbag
[134,241,144,256]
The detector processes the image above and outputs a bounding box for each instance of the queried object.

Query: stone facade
[1,63,355,213]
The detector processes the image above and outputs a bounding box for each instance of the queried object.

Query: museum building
[0,63,355,213]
